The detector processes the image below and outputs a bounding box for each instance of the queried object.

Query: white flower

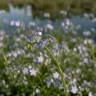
[83,58,89,64]
[83,80,91,86]
[12,52,18,58]
[44,12,50,18]
[71,85,78,94]
[83,31,91,37]
[88,92,93,96]
[23,67,29,74]
[53,72,60,79]
[0,42,3,48]
[30,68,37,76]
[18,50,22,55]
[28,65,32,70]
[20,34,25,38]
[60,10,67,15]
[70,79,77,84]
[10,20,20,27]
[0,36,4,41]
[61,22,65,27]
[73,48,77,52]
[65,19,71,26]
[35,88,40,93]
[38,31,42,36]
[37,54,44,63]
[84,39,93,45]
[10,20,15,26]
[16,49,24,55]
[15,21,20,27]
[46,24,54,30]
[83,13,89,18]
[16,37,21,42]
[76,69,81,74]
[7,53,12,57]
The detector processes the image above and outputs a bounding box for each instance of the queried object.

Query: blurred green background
[1,0,96,15]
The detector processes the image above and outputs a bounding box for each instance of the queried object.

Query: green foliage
[0,29,96,95]
[1,0,96,16]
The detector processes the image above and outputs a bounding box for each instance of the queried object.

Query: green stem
[45,47,69,96]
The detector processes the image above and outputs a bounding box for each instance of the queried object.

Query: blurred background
[0,0,96,96]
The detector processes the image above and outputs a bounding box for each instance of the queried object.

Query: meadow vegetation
[0,0,96,95]
[0,21,96,95]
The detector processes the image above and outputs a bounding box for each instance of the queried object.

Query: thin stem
[45,47,69,96]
